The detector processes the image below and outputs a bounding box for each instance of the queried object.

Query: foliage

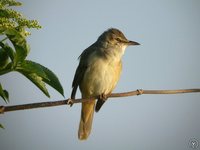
[0,123,4,129]
[0,0,64,103]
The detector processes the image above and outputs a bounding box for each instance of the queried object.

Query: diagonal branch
[0,88,200,114]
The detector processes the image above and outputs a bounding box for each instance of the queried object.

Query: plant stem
[1,88,200,113]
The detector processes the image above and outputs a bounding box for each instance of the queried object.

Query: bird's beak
[128,40,140,46]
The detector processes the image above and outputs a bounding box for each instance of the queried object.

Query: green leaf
[0,62,13,75]
[0,48,9,69]
[3,43,15,62]
[0,83,9,103]
[16,60,47,80]
[5,28,29,63]
[0,0,22,7]
[18,61,64,97]
[0,123,5,129]
[40,65,64,97]
[0,42,16,63]
[21,72,50,97]
[14,44,30,63]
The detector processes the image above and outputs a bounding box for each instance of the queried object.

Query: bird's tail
[78,100,95,140]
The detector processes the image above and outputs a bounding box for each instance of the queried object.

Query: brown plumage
[71,28,140,140]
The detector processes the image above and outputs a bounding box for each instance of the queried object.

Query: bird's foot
[67,99,74,107]
[137,89,143,95]
[99,93,108,101]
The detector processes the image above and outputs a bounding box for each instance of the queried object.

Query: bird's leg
[95,93,109,112]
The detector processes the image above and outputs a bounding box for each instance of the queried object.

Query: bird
[71,28,140,140]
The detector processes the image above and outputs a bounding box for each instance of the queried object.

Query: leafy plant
[0,0,64,104]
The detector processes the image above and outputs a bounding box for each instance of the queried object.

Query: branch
[0,88,200,114]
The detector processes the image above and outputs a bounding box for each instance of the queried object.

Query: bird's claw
[137,89,143,95]
[67,99,74,107]
[99,93,108,101]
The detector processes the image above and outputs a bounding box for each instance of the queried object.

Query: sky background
[0,0,200,150]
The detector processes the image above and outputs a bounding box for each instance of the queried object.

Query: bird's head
[97,28,140,47]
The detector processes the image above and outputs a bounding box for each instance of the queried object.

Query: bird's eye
[116,37,121,42]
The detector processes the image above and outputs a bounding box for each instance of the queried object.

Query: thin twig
[0,88,200,113]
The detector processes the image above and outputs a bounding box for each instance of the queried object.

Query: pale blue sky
[0,0,200,150]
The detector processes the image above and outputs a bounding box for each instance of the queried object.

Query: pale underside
[80,50,123,98]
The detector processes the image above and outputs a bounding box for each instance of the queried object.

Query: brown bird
[71,28,140,140]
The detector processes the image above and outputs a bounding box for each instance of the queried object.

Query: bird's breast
[80,54,122,97]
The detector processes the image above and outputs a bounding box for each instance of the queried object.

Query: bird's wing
[71,43,96,99]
